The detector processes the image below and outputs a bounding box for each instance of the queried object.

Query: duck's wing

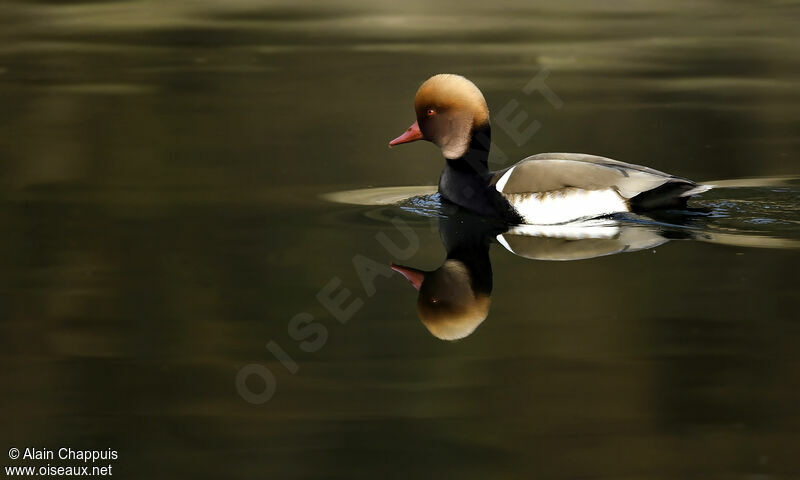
[490,153,709,201]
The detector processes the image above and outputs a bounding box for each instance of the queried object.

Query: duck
[389,74,711,225]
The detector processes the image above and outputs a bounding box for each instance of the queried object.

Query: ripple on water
[323,178,800,251]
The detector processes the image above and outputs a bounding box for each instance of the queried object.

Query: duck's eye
[426,108,436,117]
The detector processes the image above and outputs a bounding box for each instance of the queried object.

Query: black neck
[446,123,491,176]
[438,122,522,222]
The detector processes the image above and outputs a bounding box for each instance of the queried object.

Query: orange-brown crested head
[414,74,489,128]
[389,74,490,159]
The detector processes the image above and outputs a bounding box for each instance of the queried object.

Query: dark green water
[2,1,800,478]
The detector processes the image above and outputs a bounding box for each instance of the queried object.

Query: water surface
[2,1,800,478]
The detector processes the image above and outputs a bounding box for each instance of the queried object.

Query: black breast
[438,163,523,223]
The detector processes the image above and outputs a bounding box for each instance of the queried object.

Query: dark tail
[630,181,712,211]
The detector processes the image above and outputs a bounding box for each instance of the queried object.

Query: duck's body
[390,74,710,225]
[441,150,709,225]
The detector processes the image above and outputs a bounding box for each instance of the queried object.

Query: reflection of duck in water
[495,216,677,261]
[391,211,693,340]
[392,214,502,340]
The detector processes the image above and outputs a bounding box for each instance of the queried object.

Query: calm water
[2,1,800,478]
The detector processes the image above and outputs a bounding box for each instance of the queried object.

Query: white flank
[494,166,515,192]
[505,188,628,225]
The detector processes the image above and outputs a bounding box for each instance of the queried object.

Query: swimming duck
[389,74,711,225]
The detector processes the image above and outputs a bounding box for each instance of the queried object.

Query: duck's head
[391,260,490,341]
[389,74,490,160]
